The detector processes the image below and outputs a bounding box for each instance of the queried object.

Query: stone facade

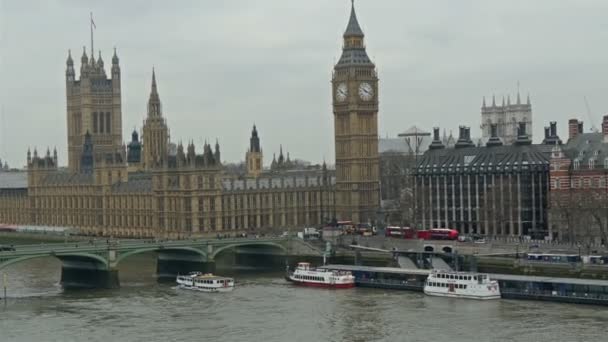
[0,69,336,238]
[332,3,380,224]
[245,125,263,177]
[142,69,169,170]
[66,48,123,172]
[0,5,394,236]
[481,93,532,145]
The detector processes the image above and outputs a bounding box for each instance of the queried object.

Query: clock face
[358,82,374,101]
[336,83,348,102]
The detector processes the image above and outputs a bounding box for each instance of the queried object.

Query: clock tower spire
[332,1,379,224]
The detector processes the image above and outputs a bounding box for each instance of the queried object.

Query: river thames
[1,253,606,342]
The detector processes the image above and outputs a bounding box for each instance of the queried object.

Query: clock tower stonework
[332,2,379,224]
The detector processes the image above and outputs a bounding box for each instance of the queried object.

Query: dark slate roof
[416,144,549,175]
[112,173,153,193]
[344,3,364,37]
[336,48,373,67]
[0,171,28,189]
[43,171,93,185]
[563,132,608,168]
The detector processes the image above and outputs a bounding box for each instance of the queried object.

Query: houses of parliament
[0,3,380,238]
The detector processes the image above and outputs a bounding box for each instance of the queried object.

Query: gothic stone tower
[246,125,263,177]
[66,47,123,172]
[332,2,380,223]
[142,69,170,170]
[481,93,532,145]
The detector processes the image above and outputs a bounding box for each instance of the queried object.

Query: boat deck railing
[501,288,608,301]
[357,278,425,288]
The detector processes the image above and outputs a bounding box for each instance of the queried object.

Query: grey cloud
[1,0,607,168]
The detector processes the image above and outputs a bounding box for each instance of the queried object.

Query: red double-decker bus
[417,228,459,240]
[385,226,416,239]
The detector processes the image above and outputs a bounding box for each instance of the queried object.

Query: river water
[0,252,606,342]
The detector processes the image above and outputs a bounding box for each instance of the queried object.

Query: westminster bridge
[0,237,324,288]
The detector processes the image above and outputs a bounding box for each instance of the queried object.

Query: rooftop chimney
[542,121,562,145]
[603,115,608,143]
[486,123,503,147]
[455,126,474,149]
[568,119,581,140]
[515,122,532,145]
[429,127,445,150]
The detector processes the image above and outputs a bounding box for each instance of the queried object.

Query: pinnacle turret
[517,91,521,105]
[81,46,88,64]
[66,50,73,66]
[344,0,364,38]
[249,124,261,152]
[147,68,162,118]
[97,50,104,68]
[112,47,119,65]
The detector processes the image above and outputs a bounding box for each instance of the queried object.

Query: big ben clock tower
[332,1,379,224]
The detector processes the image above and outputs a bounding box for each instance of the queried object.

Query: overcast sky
[1,0,607,168]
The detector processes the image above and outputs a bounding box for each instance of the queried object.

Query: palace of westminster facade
[0,4,381,238]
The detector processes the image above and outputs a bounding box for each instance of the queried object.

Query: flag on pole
[91,12,96,29]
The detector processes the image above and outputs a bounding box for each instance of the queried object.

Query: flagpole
[90,12,94,58]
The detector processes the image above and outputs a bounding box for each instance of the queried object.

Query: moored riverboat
[176,272,235,292]
[424,269,500,300]
[286,262,355,289]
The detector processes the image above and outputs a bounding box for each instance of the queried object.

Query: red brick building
[549,116,608,244]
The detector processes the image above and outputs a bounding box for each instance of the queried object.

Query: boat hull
[423,289,501,300]
[287,275,355,289]
[177,284,234,293]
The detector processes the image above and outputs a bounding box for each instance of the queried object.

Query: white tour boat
[424,269,501,300]
[176,272,235,292]
[286,262,355,289]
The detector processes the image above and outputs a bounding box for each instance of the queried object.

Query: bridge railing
[0,236,291,256]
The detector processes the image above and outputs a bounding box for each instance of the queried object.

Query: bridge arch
[0,252,109,271]
[210,241,287,260]
[113,246,207,267]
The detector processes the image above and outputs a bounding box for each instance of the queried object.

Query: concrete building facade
[415,123,551,238]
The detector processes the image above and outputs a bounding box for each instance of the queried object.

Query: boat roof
[488,273,608,287]
[192,274,233,280]
[319,264,431,276]
[319,264,608,287]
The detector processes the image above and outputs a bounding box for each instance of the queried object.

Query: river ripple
[0,254,606,342]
